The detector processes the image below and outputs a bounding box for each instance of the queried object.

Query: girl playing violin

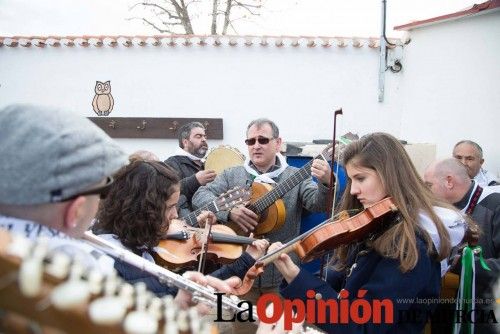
[92,160,269,297]
[268,132,466,333]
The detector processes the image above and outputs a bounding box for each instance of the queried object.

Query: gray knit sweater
[192,165,329,288]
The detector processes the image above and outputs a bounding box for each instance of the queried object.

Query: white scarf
[174,147,204,162]
[474,168,498,187]
[243,153,288,184]
[0,215,115,273]
[0,214,70,239]
[418,207,467,276]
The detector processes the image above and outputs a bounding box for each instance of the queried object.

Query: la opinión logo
[214,289,394,330]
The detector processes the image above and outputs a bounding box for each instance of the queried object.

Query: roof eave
[394,0,500,31]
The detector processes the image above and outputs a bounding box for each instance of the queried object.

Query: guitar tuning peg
[87,268,104,294]
[119,283,135,308]
[50,279,91,310]
[45,251,71,279]
[188,310,202,333]
[49,261,91,310]
[123,308,158,334]
[7,234,33,259]
[89,295,128,325]
[177,310,190,332]
[19,256,44,297]
[147,297,163,321]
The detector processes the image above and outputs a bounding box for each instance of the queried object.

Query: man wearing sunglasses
[193,118,332,334]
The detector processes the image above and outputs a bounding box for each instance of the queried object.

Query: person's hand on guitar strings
[311,158,332,186]
[228,206,259,233]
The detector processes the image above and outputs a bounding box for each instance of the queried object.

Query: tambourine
[204,145,245,174]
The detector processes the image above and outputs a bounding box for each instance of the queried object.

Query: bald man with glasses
[192,117,332,334]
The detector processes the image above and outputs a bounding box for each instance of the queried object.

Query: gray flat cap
[0,104,127,204]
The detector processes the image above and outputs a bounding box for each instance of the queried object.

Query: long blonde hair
[335,132,452,272]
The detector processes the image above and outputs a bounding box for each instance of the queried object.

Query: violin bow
[327,108,343,218]
[197,217,213,273]
[320,108,343,279]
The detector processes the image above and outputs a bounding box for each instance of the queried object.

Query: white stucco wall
[0,38,402,158]
[397,10,500,178]
[0,9,498,177]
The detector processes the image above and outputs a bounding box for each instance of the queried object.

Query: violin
[153,219,257,270]
[233,197,398,295]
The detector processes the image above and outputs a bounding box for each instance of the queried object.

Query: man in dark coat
[425,158,500,334]
[165,122,216,219]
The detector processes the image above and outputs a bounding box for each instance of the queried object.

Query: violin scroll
[231,264,264,296]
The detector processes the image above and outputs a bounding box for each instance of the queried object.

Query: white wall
[0,38,402,160]
[397,11,500,177]
[0,11,498,177]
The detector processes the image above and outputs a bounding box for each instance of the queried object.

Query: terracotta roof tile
[0,35,392,49]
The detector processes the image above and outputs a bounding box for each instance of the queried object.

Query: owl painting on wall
[92,80,114,116]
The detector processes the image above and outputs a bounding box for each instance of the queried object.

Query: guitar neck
[249,153,326,214]
[182,201,219,226]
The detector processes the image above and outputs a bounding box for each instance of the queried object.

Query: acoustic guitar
[229,145,333,236]
[0,228,214,334]
[181,186,251,226]
[0,228,326,334]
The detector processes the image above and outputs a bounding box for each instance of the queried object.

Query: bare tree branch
[129,0,265,35]
[228,20,238,35]
[233,0,261,16]
[130,0,193,34]
[234,0,262,9]
[126,16,175,34]
[222,0,233,35]
[178,0,194,34]
[131,2,171,14]
[211,0,219,35]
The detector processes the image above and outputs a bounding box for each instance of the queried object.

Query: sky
[0,0,480,38]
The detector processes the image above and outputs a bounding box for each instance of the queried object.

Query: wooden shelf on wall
[88,117,223,139]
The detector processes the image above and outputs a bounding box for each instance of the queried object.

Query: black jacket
[164,155,203,216]
[113,251,255,297]
[454,184,500,334]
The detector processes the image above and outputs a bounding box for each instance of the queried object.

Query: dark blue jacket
[114,251,255,297]
[280,237,441,333]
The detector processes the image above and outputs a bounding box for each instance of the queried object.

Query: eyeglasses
[60,176,114,202]
[245,136,274,146]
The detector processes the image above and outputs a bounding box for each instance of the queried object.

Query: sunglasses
[245,136,274,146]
[60,176,114,202]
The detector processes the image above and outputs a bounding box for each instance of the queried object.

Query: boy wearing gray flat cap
[0,104,127,264]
